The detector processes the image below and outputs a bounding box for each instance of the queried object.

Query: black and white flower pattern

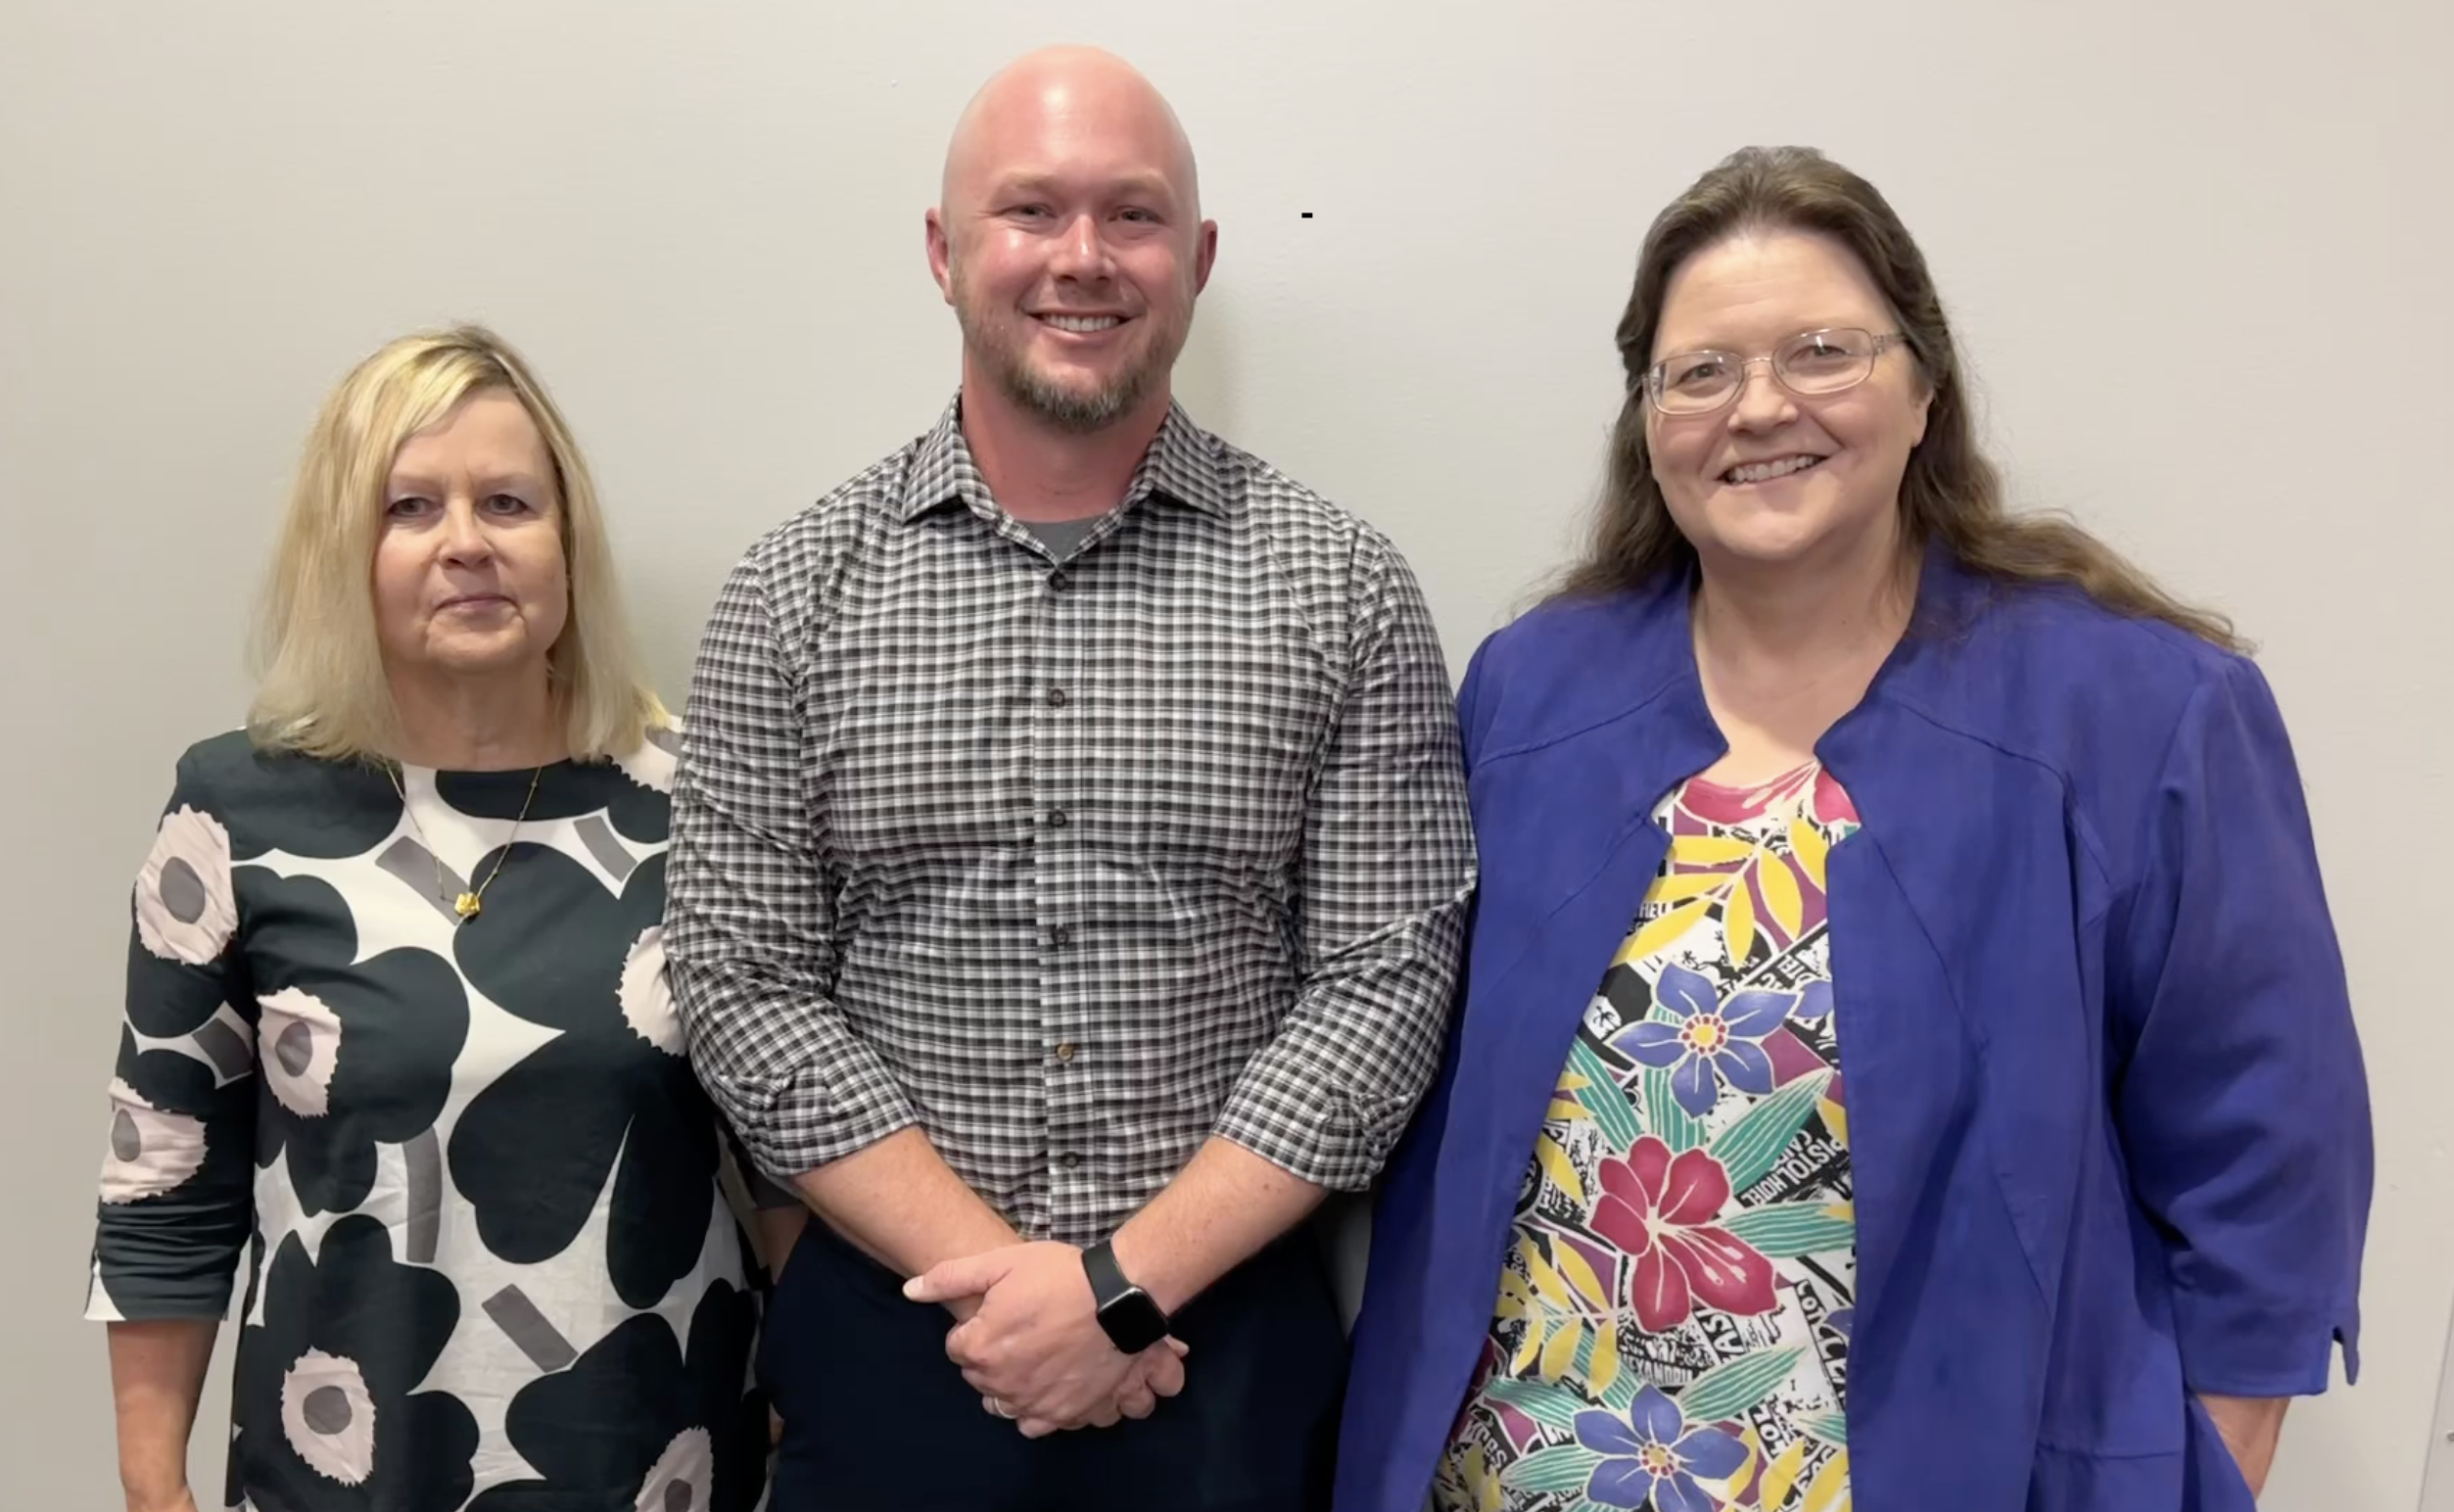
[100,1072,208,1205]
[243,871,471,1218]
[87,730,759,1511]
[91,1029,255,1317]
[231,1215,477,1512]
[450,847,719,1309]
[471,1281,764,1512]
[134,804,239,965]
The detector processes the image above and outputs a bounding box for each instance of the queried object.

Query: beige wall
[4,1,2448,1506]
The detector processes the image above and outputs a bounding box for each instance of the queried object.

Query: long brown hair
[1556,146,2242,650]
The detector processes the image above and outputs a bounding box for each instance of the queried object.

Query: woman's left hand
[2200,1394,2289,1497]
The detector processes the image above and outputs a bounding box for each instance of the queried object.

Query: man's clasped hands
[904,1241,1188,1437]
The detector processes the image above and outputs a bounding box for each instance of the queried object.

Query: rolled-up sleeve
[667,549,917,1181]
[2111,655,2370,1394]
[1213,537,1476,1190]
[90,760,258,1323]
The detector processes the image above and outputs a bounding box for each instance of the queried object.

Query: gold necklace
[386,763,545,922]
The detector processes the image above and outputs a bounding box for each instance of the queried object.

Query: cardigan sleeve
[2108,654,2370,1394]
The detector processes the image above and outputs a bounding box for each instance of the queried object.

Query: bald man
[668,47,1473,1511]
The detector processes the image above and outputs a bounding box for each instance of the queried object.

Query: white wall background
[5,1,2448,1506]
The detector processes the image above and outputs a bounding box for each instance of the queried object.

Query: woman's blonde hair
[1560,146,2243,651]
[248,324,667,761]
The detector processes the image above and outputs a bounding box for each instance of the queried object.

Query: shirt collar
[893,394,1237,523]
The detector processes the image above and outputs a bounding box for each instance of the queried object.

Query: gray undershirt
[1015,515,1103,562]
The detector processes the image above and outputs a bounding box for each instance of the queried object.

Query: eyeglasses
[1642,327,1911,416]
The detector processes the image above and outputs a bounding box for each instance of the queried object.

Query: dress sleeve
[88,749,259,1323]
[2108,656,2370,1394]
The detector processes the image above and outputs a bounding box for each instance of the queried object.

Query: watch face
[1098,1288,1171,1354]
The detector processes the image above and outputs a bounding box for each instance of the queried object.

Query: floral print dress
[88,730,768,1512]
[1439,762,1860,1512]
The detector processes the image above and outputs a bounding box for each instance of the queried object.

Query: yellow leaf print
[1494,1255,1534,1326]
[1800,1449,1850,1512]
[1522,1241,1574,1309]
[1759,1441,1808,1508]
[1723,875,1757,964]
[1669,834,1758,865]
[1557,1071,1592,1094]
[1546,1098,1594,1123]
[1644,869,1732,906]
[1588,1317,1621,1395]
[1617,898,1712,966]
[1725,1428,1764,1501]
[1537,1314,1581,1381]
[1759,846,1806,937]
[1819,1094,1849,1147]
[1497,1267,1534,1310]
[1534,1135,1586,1205]
[1788,815,1829,889]
[1455,1445,1503,1512]
[1554,1241,1611,1310]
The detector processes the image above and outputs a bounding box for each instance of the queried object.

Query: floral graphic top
[86,730,767,1512]
[1439,762,1861,1512]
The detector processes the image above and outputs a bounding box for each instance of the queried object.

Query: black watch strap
[1082,1238,1134,1305]
[1082,1239,1171,1353]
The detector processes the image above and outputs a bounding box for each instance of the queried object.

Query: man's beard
[952,268,1185,435]
[982,330,1151,433]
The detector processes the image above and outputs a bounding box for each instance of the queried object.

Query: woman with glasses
[1336,148,2368,1512]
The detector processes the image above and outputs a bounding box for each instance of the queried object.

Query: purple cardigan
[1336,551,2369,1511]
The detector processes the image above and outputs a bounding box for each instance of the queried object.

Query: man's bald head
[925,47,1216,437]
[939,46,1201,226]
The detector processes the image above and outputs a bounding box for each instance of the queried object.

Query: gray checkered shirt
[667,399,1475,1245]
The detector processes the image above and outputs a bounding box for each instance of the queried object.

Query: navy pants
[760,1217,1347,1511]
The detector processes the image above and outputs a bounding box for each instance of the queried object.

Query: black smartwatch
[1082,1239,1171,1353]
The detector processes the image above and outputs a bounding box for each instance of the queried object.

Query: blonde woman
[91,328,766,1512]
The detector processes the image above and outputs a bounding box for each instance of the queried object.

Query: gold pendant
[453,892,483,921]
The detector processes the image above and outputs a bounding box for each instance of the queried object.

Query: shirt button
[1046,686,1069,708]
[1047,808,1069,828]
[1059,1152,1083,1169]
[1050,923,1073,948]
[1055,1042,1077,1063]
[1049,569,1071,591]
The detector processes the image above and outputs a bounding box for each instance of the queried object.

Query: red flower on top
[1589,1136,1777,1331]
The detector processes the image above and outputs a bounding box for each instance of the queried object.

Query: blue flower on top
[1612,964,1798,1117]
[1574,1386,1749,1511]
